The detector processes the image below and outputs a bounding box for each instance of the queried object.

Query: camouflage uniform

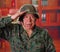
[0,17,56,52]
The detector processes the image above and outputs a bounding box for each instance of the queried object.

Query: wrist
[11,12,19,20]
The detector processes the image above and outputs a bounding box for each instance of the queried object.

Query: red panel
[0,39,11,52]
[48,28,58,40]
[1,8,9,16]
[57,13,60,26]
[54,40,60,52]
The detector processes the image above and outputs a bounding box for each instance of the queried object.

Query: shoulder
[35,26,49,37]
[1,24,21,30]
[35,26,48,33]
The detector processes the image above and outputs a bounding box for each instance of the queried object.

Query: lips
[25,23,32,27]
[26,24,31,26]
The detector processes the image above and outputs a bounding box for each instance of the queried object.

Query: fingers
[11,11,27,20]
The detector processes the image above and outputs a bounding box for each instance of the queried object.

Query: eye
[26,16,28,18]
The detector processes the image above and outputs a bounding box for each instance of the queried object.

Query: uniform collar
[19,25,40,39]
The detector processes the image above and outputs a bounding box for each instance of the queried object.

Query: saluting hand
[11,11,26,20]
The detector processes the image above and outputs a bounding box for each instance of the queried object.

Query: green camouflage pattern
[0,17,56,52]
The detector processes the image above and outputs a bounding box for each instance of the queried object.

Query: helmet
[19,4,39,21]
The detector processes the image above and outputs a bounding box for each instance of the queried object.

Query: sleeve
[44,30,56,52]
[0,16,12,28]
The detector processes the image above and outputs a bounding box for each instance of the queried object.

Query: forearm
[0,11,26,28]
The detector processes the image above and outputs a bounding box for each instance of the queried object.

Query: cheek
[32,22,35,26]
[32,20,34,23]
[31,20,36,25]
[23,19,27,23]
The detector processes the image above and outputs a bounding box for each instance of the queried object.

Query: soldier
[0,4,56,52]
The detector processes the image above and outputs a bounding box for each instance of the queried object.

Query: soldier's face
[22,14,36,30]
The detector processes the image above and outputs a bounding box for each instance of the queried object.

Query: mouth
[25,24,32,27]
[26,24,31,26]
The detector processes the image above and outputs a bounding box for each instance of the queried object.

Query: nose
[27,17,32,22]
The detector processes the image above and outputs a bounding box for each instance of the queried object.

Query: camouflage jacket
[0,17,56,52]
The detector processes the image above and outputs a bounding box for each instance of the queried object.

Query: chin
[27,27,32,29]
